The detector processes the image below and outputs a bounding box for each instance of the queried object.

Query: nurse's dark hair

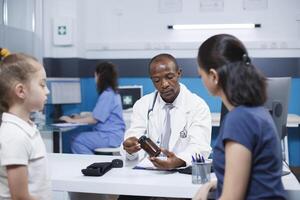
[95,61,118,94]
[0,53,39,124]
[148,53,179,73]
[197,34,266,106]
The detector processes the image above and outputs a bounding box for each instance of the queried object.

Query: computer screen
[46,78,81,104]
[118,85,143,110]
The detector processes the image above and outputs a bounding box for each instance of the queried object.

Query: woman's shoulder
[227,106,269,124]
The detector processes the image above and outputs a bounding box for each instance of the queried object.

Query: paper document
[133,157,168,170]
[51,122,88,128]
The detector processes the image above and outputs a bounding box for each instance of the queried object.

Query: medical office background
[1,0,300,166]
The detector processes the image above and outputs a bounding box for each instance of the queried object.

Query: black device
[81,159,123,176]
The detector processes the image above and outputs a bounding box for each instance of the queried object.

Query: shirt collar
[1,112,38,137]
[157,83,184,109]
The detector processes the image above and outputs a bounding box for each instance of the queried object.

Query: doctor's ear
[177,68,182,78]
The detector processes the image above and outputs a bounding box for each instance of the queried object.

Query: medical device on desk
[145,91,188,147]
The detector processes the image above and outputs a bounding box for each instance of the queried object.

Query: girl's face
[198,67,220,97]
[24,62,50,112]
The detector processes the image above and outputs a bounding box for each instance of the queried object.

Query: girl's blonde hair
[0,53,39,124]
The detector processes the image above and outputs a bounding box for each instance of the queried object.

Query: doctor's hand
[123,137,141,154]
[149,148,186,170]
[192,180,217,200]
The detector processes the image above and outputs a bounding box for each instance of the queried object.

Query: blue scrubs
[71,87,125,154]
[213,106,286,199]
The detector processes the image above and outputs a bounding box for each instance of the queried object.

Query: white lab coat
[122,83,212,166]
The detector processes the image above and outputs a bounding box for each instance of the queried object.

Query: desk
[40,124,86,153]
[49,153,300,198]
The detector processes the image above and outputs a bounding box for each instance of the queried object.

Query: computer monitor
[46,78,82,120]
[264,77,291,140]
[118,85,143,110]
[46,78,81,104]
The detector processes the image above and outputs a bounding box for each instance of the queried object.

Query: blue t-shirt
[92,87,125,146]
[213,106,286,200]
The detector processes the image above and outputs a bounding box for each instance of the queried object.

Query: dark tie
[161,103,174,150]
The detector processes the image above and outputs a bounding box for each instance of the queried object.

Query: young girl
[0,53,51,199]
[194,34,286,199]
[60,61,125,154]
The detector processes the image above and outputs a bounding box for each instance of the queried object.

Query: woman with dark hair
[193,34,286,200]
[60,62,125,154]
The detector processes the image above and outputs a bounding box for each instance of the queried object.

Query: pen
[194,153,205,163]
[197,154,201,163]
[201,155,205,163]
[192,155,196,162]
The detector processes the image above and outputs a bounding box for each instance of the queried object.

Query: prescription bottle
[138,135,161,157]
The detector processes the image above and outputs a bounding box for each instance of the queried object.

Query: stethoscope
[146,91,188,147]
[146,91,159,144]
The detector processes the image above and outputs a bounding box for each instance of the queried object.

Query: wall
[0,0,44,61]
[43,0,300,58]
[42,0,300,166]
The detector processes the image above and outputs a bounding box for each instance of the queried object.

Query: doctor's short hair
[148,53,179,73]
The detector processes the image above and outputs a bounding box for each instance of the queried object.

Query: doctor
[122,53,212,170]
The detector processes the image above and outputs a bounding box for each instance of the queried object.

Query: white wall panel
[43,0,300,58]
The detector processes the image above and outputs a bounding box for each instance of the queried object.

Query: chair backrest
[265,77,291,140]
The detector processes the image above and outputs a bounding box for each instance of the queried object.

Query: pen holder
[191,161,212,184]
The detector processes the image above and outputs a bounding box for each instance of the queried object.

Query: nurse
[122,53,212,170]
[60,62,125,154]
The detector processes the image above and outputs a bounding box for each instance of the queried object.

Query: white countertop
[49,153,300,198]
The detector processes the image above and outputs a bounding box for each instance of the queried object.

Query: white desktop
[50,153,300,200]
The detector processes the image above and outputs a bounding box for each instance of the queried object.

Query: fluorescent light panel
[168,24,261,30]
